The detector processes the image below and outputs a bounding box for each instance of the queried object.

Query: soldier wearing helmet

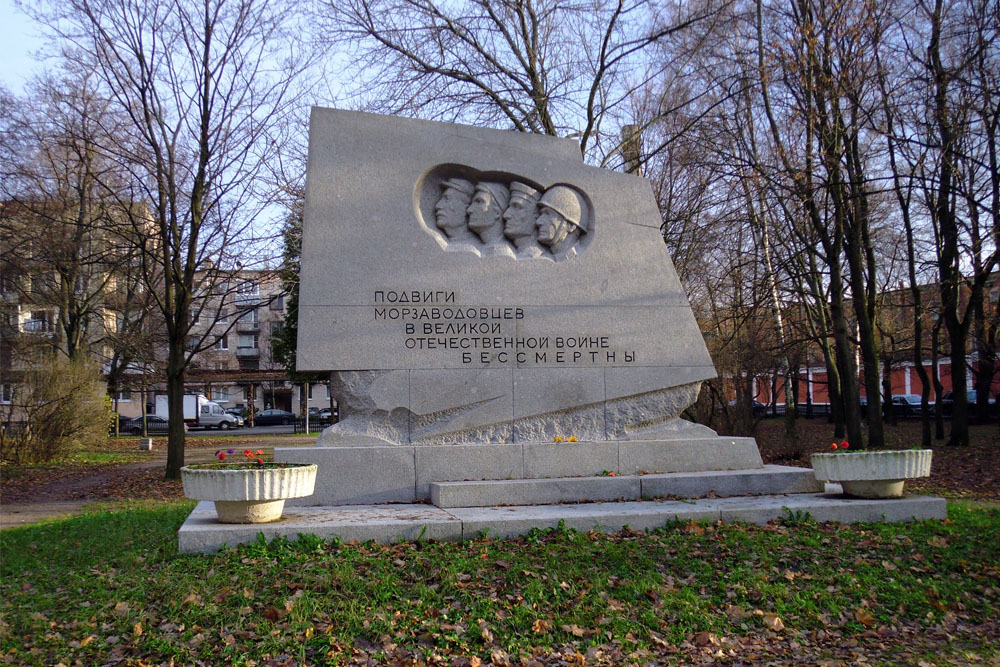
[536,185,587,258]
[434,177,477,242]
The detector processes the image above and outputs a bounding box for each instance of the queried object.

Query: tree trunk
[164,342,187,479]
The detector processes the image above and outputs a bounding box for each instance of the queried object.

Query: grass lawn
[2,501,998,665]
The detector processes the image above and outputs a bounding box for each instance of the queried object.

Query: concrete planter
[810,449,932,498]
[181,463,317,523]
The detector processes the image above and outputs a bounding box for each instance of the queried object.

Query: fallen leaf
[855,607,876,627]
[725,605,752,621]
[113,602,130,616]
[532,619,552,634]
[762,613,785,631]
[693,631,718,646]
[79,635,95,647]
[133,623,142,637]
[560,624,587,637]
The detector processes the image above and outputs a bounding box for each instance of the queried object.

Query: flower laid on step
[553,437,563,442]
[830,440,851,451]
[568,436,578,442]
[214,448,235,461]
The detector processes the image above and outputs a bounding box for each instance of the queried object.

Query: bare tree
[0,71,140,363]
[28,0,316,477]
[314,0,732,166]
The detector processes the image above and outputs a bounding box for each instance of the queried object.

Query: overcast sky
[0,0,45,94]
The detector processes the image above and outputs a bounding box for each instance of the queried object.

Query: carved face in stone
[467,183,508,241]
[536,206,576,247]
[435,178,474,239]
[503,193,538,241]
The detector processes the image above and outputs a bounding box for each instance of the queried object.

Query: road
[185,423,330,436]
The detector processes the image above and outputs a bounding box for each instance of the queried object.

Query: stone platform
[177,468,947,553]
[274,437,764,505]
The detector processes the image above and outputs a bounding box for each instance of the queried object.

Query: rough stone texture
[297,108,719,446]
[178,493,947,551]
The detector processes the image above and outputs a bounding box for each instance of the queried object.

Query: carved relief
[418,166,592,261]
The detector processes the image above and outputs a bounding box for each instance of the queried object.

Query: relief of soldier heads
[467,182,509,243]
[434,177,476,240]
[535,185,587,252]
[424,168,589,260]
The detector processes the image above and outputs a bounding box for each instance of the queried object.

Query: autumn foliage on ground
[1,502,998,666]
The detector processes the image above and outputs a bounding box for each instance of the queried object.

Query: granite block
[523,440,619,478]
[277,446,416,505]
[430,475,640,508]
[413,443,523,498]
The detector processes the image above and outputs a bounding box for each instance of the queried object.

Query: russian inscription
[371,289,635,367]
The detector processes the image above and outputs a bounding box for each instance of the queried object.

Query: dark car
[891,394,934,417]
[318,406,339,424]
[254,409,296,426]
[122,415,187,435]
[940,390,996,417]
[727,399,766,417]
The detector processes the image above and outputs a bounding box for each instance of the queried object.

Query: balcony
[236,346,260,358]
[236,320,260,333]
[22,320,55,334]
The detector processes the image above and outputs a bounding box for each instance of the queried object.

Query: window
[214,386,229,401]
[270,295,285,311]
[270,321,283,336]
[115,390,132,402]
[238,334,259,349]
[0,384,12,404]
[218,308,229,323]
[216,335,229,350]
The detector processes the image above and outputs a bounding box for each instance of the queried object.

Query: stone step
[429,465,822,508]
[177,492,947,553]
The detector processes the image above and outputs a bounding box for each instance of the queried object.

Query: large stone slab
[276,438,766,504]
[177,493,947,552]
[297,108,717,444]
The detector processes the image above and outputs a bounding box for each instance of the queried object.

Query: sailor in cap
[435,177,477,242]
[502,181,545,258]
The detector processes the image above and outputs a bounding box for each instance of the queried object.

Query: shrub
[0,356,110,463]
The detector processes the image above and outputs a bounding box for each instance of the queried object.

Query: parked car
[253,409,296,426]
[318,406,339,424]
[726,399,766,417]
[890,394,934,417]
[224,409,245,427]
[122,415,188,435]
[939,390,996,417]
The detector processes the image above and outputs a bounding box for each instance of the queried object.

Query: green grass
[2,502,998,665]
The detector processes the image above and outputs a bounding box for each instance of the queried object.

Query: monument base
[275,436,765,505]
[177,490,947,553]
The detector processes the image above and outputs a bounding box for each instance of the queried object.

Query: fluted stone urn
[181,463,317,523]
[810,449,932,499]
